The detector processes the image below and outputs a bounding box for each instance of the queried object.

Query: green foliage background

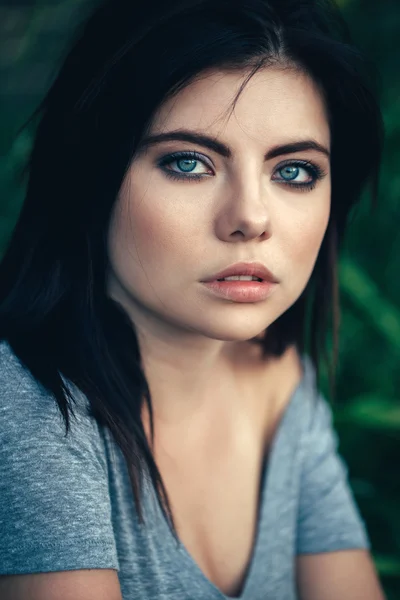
[0,0,399,597]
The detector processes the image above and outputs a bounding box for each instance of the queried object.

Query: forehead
[151,67,330,149]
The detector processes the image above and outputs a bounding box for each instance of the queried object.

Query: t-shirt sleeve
[0,350,119,576]
[296,392,371,554]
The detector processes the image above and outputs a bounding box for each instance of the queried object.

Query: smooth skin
[107,66,331,423]
[0,570,122,600]
[1,67,385,599]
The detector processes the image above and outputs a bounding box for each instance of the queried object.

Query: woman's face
[107,67,331,345]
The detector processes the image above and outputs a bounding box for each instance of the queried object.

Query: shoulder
[0,339,63,412]
[0,340,119,579]
[0,338,108,481]
[0,339,91,429]
[280,347,331,435]
[261,344,308,424]
[0,340,60,433]
[0,339,38,391]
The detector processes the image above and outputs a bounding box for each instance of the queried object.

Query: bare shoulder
[0,569,122,600]
[296,549,386,600]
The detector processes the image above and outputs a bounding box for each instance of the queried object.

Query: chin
[197,322,271,344]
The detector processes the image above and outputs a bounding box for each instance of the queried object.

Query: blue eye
[175,159,197,172]
[272,160,325,191]
[157,152,326,190]
[158,151,212,181]
[280,165,300,181]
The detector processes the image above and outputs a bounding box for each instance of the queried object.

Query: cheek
[292,217,328,259]
[282,201,331,274]
[109,182,201,281]
[108,203,165,283]
[130,198,198,262]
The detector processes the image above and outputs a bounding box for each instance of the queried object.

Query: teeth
[218,275,262,281]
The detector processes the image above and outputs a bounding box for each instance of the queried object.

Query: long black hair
[0,0,383,540]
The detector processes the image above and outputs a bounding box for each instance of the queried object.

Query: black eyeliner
[157,151,327,189]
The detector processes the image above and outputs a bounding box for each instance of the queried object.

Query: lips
[203,262,279,283]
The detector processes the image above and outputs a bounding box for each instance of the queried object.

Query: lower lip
[202,280,278,302]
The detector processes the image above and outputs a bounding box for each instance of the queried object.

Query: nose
[214,177,272,242]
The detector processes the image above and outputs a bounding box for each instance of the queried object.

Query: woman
[0,0,386,598]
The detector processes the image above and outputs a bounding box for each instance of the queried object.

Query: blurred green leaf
[374,555,400,577]
[336,395,400,430]
[340,257,400,352]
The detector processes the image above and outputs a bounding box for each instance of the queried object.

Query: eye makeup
[156,150,328,191]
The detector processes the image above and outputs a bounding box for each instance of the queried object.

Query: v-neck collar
[143,354,313,600]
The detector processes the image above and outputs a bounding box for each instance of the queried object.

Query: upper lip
[203,262,279,283]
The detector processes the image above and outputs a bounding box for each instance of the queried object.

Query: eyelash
[157,151,327,191]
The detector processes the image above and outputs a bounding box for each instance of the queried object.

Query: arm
[0,570,123,600]
[296,549,386,600]
[295,388,386,599]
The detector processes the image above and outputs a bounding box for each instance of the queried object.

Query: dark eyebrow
[136,129,330,160]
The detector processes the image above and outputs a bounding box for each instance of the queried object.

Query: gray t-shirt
[0,340,370,599]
